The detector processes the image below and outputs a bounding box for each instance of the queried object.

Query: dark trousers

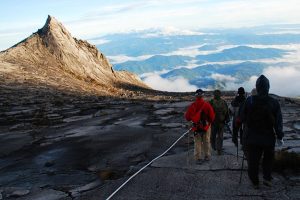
[246,144,274,185]
[232,121,243,145]
[211,124,224,151]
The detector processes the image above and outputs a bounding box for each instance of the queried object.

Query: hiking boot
[250,179,259,190]
[204,156,210,161]
[253,184,259,190]
[232,139,238,147]
[195,159,204,164]
[263,179,272,187]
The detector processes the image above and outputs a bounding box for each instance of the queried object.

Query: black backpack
[246,96,275,130]
[192,103,207,134]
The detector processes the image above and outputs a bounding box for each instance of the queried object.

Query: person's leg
[247,145,263,186]
[203,127,211,160]
[232,117,238,146]
[239,126,244,145]
[194,133,202,160]
[216,124,224,153]
[210,124,217,151]
[262,146,275,182]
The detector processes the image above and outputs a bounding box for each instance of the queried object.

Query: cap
[195,89,204,96]
[213,89,221,98]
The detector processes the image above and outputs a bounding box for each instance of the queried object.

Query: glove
[225,118,230,124]
[235,117,241,127]
[277,138,284,147]
[187,121,194,127]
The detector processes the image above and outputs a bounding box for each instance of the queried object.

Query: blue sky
[1,0,300,50]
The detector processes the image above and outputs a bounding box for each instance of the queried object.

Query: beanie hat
[238,87,245,95]
[256,75,270,96]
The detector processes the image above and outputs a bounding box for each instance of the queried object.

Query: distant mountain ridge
[0,16,149,95]
[114,55,192,74]
[112,45,289,76]
[196,46,289,63]
[161,61,267,88]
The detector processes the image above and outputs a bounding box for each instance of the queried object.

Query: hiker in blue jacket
[240,75,284,189]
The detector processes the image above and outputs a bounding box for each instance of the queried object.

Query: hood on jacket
[256,75,270,96]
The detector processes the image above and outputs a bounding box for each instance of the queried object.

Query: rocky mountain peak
[39,15,73,43]
[42,15,67,32]
[0,15,149,95]
[37,15,77,56]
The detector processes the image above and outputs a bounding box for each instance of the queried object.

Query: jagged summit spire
[40,15,72,39]
[45,15,59,27]
[38,15,75,56]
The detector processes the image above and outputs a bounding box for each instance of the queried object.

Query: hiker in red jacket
[185,89,215,163]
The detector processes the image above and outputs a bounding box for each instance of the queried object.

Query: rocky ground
[0,87,300,200]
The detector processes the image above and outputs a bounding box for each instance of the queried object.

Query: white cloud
[257,31,300,35]
[211,73,237,82]
[62,0,300,39]
[87,2,145,16]
[107,42,236,64]
[87,39,110,45]
[108,54,154,64]
[249,44,300,64]
[142,74,197,92]
[140,26,208,38]
[216,66,300,97]
[236,66,300,97]
[202,45,300,97]
[163,45,203,58]
[163,44,239,58]
[209,73,256,93]
[264,66,300,97]
[225,76,258,93]
[198,0,300,28]
[140,69,170,79]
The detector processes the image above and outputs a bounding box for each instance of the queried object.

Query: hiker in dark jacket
[240,75,284,188]
[185,89,215,163]
[209,90,229,155]
[230,87,246,146]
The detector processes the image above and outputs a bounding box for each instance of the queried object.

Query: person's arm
[238,101,245,117]
[239,97,249,123]
[274,101,284,140]
[231,97,238,107]
[224,100,230,123]
[206,103,215,123]
[185,102,195,121]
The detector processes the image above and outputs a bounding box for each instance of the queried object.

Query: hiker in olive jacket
[240,75,284,188]
[209,90,229,155]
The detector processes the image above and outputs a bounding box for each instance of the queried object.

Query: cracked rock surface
[0,90,299,200]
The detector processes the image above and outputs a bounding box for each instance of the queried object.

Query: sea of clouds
[140,44,300,97]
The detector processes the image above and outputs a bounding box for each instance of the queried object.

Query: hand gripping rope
[105,128,192,200]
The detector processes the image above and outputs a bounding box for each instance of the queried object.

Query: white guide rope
[105,128,192,200]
